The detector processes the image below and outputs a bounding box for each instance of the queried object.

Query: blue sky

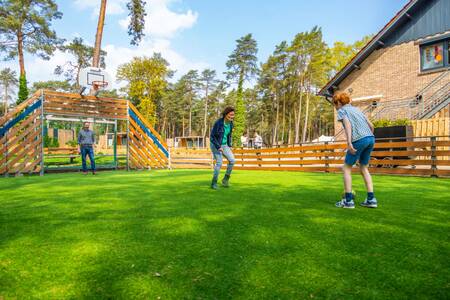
[2,0,409,90]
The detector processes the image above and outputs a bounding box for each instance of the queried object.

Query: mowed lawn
[0,170,449,299]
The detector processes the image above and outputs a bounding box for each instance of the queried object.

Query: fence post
[40,92,45,176]
[430,136,437,178]
[3,131,8,177]
[277,144,281,167]
[324,141,329,173]
[126,101,130,171]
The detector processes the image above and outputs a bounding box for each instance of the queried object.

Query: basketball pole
[91,0,107,94]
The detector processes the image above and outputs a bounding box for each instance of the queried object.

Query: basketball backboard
[79,67,112,91]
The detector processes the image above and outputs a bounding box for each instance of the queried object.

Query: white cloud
[73,0,127,17]
[119,0,198,38]
[104,38,208,87]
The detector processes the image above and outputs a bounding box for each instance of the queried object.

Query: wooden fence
[170,137,450,177]
[411,118,449,137]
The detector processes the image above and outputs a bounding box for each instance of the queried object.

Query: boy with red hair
[333,92,378,209]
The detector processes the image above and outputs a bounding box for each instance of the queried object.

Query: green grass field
[0,170,449,299]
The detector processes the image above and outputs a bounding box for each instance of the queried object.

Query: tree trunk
[3,84,8,115]
[182,116,185,137]
[202,82,209,139]
[189,96,192,136]
[76,66,82,88]
[302,90,310,143]
[17,31,25,76]
[93,0,107,68]
[281,92,286,144]
[294,90,303,144]
[272,93,279,145]
[288,110,292,145]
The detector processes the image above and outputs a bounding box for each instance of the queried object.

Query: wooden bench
[45,147,79,163]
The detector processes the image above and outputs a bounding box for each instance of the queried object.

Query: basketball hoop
[92,80,109,90]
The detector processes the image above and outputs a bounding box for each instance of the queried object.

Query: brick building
[319,0,450,136]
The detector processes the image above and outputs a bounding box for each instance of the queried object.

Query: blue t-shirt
[337,104,374,142]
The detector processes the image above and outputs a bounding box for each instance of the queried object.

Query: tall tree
[92,0,147,68]
[0,68,18,115]
[178,70,200,136]
[117,54,171,126]
[226,33,258,146]
[199,69,217,138]
[329,35,372,76]
[0,0,62,103]
[0,0,63,76]
[55,38,107,87]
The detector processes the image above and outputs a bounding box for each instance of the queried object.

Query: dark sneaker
[222,175,230,188]
[360,198,378,208]
[335,200,355,209]
[211,179,218,190]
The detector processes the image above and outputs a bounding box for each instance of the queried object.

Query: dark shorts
[345,136,375,166]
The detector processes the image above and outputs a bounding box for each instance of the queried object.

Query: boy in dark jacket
[210,107,236,189]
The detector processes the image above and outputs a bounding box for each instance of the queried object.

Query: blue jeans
[345,136,375,166]
[211,143,235,180]
[81,145,96,172]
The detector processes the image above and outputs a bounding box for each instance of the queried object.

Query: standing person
[254,132,263,149]
[240,133,248,148]
[333,92,377,209]
[78,122,96,175]
[210,107,236,189]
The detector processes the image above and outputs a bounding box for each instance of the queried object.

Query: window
[420,40,449,72]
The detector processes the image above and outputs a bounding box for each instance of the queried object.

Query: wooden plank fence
[170,137,450,177]
[411,118,449,137]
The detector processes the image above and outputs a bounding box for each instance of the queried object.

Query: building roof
[318,0,421,98]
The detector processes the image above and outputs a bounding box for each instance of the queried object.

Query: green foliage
[44,135,59,148]
[225,34,259,83]
[0,170,449,298]
[65,140,78,148]
[117,54,172,125]
[232,86,246,146]
[31,80,73,93]
[0,0,63,73]
[329,35,373,76]
[17,75,28,104]
[127,0,147,45]
[372,119,411,128]
[97,89,121,98]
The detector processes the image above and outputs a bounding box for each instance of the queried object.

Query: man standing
[254,132,263,149]
[78,122,96,175]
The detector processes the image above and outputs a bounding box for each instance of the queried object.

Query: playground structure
[0,90,169,176]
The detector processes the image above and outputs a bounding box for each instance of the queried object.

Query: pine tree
[225,34,258,146]
[17,75,28,104]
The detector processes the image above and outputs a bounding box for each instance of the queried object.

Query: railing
[371,69,450,121]
[170,136,450,177]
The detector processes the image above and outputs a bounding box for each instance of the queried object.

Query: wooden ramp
[0,90,169,176]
